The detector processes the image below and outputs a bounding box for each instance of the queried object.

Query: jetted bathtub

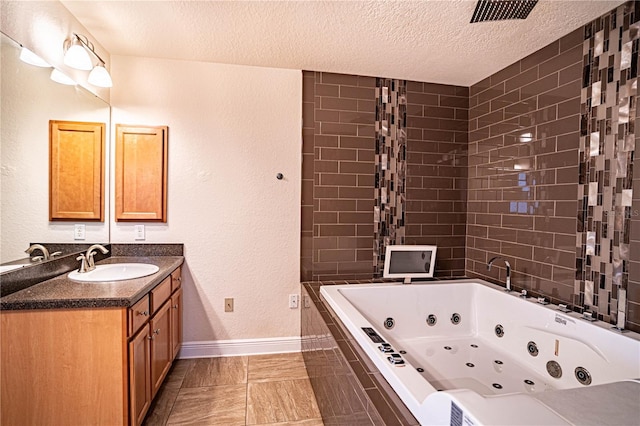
[320,279,640,425]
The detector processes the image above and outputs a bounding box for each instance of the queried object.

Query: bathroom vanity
[0,256,184,426]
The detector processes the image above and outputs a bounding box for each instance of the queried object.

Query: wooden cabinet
[127,268,183,425]
[1,265,183,426]
[170,267,183,358]
[115,125,168,222]
[1,308,127,425]
[49,120,105,221]
[129,325,151,426]
[171,287,183,359]
[150,301,172,397]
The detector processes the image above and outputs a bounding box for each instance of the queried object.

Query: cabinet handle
[148,335,154,341]
[137,310,149,316]
[177,277,182,282]
[173,304,179,309]
[154,329,160,335]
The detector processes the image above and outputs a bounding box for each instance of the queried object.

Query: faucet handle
[76,254,89,273]
[30,256,44,262]
[50,251,62,258]
[87,252,97,268]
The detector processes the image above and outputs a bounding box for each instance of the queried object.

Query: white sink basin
[68,263,159,282]
[0,264,26,274]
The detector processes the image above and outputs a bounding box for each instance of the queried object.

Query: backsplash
[301,2,639,332]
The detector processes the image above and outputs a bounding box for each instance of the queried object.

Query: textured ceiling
[61,0,624,87]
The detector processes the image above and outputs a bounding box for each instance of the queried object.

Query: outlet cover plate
[289,294,299,309]
[134,225,145,240]
[74,224,86,240]
[225,298,234,312]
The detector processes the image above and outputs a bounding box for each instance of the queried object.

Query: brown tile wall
[302,71,377,281]
[302,72,469,280]
[405,82,469,276]
[466,27,584,304]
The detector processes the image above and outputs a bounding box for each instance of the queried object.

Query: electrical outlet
[224,298,234,312]
[74,224,85,240]
[289,294,299,309]
[134,225,145,240]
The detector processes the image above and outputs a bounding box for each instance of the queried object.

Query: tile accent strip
[374,78,407,275]
[577,2,638,326]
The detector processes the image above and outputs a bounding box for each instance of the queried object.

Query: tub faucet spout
[487,256,511,292]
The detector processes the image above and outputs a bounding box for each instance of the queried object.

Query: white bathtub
[320,279,640,425]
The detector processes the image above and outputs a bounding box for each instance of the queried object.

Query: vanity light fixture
[50,68,76,85]
[63,33,113,88]
[19,47,50,67]
[63,35,93,70]
[87,62,113,88]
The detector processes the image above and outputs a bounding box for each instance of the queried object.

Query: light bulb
[50,69,76,85]
[19,47,50,67]
[88,64,113,88]
[63,39,92,70]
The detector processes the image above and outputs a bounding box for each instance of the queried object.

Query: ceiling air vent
[470,0,539,23]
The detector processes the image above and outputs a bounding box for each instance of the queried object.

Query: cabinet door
[150,302,172,397]
[129,325,151,426]
[49,120,105,221]
[170,266,182,292]
[170,287,183,359]
[115,125,168,221]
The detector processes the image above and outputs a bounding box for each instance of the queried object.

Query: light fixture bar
[72,33,107,67]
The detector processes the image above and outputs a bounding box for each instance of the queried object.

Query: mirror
[0,31,110,265]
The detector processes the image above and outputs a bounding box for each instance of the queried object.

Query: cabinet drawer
[129,295,150,337]
[171,267,182,292]
[151,277,172,314]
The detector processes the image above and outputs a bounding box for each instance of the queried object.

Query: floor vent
[470,0,539,23]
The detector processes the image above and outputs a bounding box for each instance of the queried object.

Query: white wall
[110,56,302,346]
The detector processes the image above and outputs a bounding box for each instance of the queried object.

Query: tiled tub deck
[301,280,419,426]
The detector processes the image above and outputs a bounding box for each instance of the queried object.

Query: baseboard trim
[178,336,301,359]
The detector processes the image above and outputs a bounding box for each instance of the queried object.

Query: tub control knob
[378,343,393,353]
[387,354,405,365]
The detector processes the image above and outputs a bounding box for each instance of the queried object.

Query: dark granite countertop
[0,256,184,310]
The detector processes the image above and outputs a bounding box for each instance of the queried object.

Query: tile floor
[143,352,324,425]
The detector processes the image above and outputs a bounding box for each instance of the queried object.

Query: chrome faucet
[25,244,60,262]
[487,256,511,292]
[76,244,109,273]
